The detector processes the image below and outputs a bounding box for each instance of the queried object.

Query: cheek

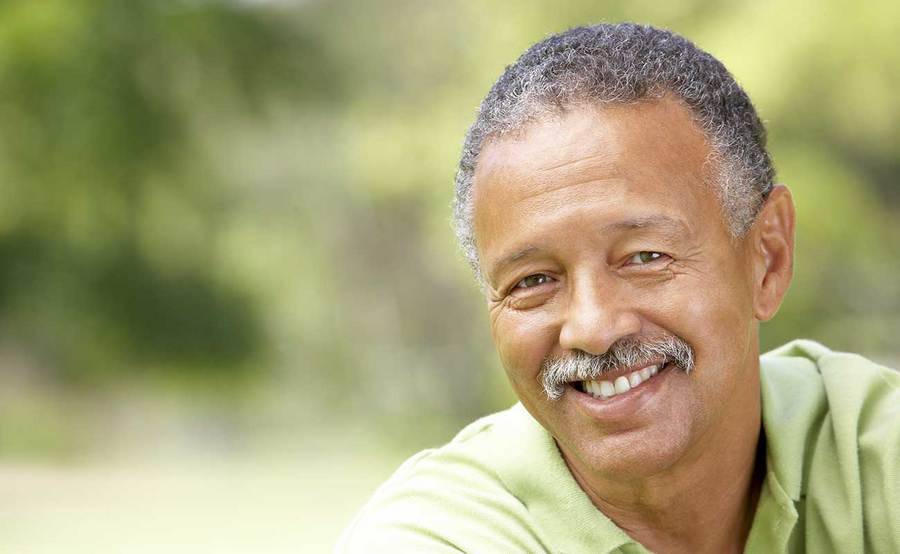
[668,266,756,376]
[490,309,560,386]
[636,261,754,360]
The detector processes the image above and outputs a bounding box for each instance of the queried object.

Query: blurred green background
[1,0,898,551]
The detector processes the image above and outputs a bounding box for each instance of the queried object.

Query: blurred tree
[0,0,342,382]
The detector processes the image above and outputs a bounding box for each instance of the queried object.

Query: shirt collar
[759,339,831,502]
[743,341,829,550]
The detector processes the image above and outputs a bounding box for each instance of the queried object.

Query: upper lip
[569,357,669,384]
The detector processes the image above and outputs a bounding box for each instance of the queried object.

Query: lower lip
[566,363,674,421]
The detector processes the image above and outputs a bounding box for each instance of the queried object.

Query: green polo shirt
[336,341,900,553]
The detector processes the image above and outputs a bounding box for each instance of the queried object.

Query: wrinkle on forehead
[504,177,623,212]
[474,148,622,221]
[537,150,617,173]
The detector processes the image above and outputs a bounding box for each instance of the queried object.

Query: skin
[471,95,795,553]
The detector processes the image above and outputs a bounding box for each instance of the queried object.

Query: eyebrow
[607,214,690,236]
[485,246,539,289]
[486,215,691,284]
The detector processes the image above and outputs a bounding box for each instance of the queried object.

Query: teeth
[581,363,664,400]
[599,380,615,398]
[628,372,642,387]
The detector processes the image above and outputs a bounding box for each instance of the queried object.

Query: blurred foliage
[0,0,898,460]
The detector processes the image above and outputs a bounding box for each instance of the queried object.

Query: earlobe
[752,185,796,321]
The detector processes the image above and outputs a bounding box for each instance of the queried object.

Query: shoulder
[335,406,549,553]
[761,339,900,436]
[761,340,900,550]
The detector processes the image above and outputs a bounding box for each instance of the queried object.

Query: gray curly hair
[452,23,775,279]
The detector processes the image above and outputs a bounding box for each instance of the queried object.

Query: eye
[514,273,555,290]
[628,251,668,265]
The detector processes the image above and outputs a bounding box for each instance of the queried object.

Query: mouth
[571,361,673,400]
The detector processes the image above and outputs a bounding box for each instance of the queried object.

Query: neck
[562,407,765,553]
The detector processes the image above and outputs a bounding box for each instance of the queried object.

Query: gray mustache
[540,335,695,400]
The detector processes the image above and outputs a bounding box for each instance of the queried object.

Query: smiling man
[338,23,900,553]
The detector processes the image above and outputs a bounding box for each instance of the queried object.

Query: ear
[750,185,795,321]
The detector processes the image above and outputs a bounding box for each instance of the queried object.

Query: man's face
[472,96,763,479]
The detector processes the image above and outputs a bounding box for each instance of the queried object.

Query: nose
[558,274,642,355]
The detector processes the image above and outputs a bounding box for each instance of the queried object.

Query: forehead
[472,96,726,269]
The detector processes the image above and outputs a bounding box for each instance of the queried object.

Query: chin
[556,413,697,481]
[589,436,688,479]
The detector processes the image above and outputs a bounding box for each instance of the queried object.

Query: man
[337,23,900,553]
